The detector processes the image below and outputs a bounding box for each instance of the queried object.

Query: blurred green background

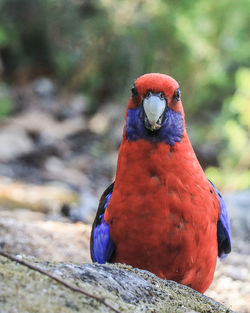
[0,0,250,190]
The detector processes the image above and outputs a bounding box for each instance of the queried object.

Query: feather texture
[209,181,231,258]
[90,73,231,293]
[90,184,115,263]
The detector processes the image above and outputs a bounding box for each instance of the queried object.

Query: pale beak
[143,92,166,131]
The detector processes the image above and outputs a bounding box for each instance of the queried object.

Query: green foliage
[0,85,13,117]
[1,0,250,106]
[0,0,250,190]
[206,68,250,190]
[0,26,8,46]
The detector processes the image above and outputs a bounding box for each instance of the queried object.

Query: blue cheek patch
[125,105,183,146]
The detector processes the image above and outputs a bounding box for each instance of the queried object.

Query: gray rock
[0,125,34,161]
[0,255,235,313]
[32,77,56,97]
[224,190,250,253]
[69,188,99,223]
[0,209,90,262]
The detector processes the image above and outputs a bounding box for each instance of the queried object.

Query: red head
[128,73,184,115]
[124,73,185,146]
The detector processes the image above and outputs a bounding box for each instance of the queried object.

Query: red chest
[104,136,220,293]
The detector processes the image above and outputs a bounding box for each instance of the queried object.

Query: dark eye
[145,90,152,99]
[131,84,138,97]
[159,92,165,100]
[174,88,181,101]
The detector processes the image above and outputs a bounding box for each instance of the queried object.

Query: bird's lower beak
[143,92,166,131]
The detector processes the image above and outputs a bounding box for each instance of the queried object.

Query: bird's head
[125,73,184,146]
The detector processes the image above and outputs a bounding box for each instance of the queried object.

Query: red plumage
[104,73,220,293]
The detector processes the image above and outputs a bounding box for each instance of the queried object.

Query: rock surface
[0,209,91,263]
[0,255,235,313]
[0,178,79,213]
[0,198,249,312]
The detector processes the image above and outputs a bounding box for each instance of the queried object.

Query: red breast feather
[104,73,220,293]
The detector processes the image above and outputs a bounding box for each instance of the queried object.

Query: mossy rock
[0,255,235,313]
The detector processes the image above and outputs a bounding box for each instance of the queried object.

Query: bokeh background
[0,1,249,312]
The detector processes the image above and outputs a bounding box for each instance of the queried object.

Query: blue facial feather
[126,105,183,145]
[91,191,115,263]
[209,181,231,259]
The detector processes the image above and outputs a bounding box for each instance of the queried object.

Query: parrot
[90,73,231,293]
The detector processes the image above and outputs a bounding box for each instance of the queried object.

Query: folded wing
[90,183,115,263]
[209,181,231,258]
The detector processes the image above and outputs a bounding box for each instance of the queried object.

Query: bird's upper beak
[143,92,166,131]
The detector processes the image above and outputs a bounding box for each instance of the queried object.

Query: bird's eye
[174,88,181,101]
[145,90,152,99]
[159,92,165,100]
[131,84,138,97]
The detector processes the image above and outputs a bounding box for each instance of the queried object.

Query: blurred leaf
[207,67,250,190]
[206,166,250,190]
[0,99,12,117]
[0,85,13,117]
[0,26,8,46]
[0,0,250,190]
[230,68,250,129]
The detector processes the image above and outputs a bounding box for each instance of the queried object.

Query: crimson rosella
[90,73,231,293]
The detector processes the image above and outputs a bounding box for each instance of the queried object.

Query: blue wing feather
[90,184,115,263]
[209,181,231,258]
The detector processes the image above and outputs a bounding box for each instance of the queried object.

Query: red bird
[90,73,231,293]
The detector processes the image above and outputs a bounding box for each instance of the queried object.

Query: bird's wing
[209,181,231,258]
[90,182,115,263]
